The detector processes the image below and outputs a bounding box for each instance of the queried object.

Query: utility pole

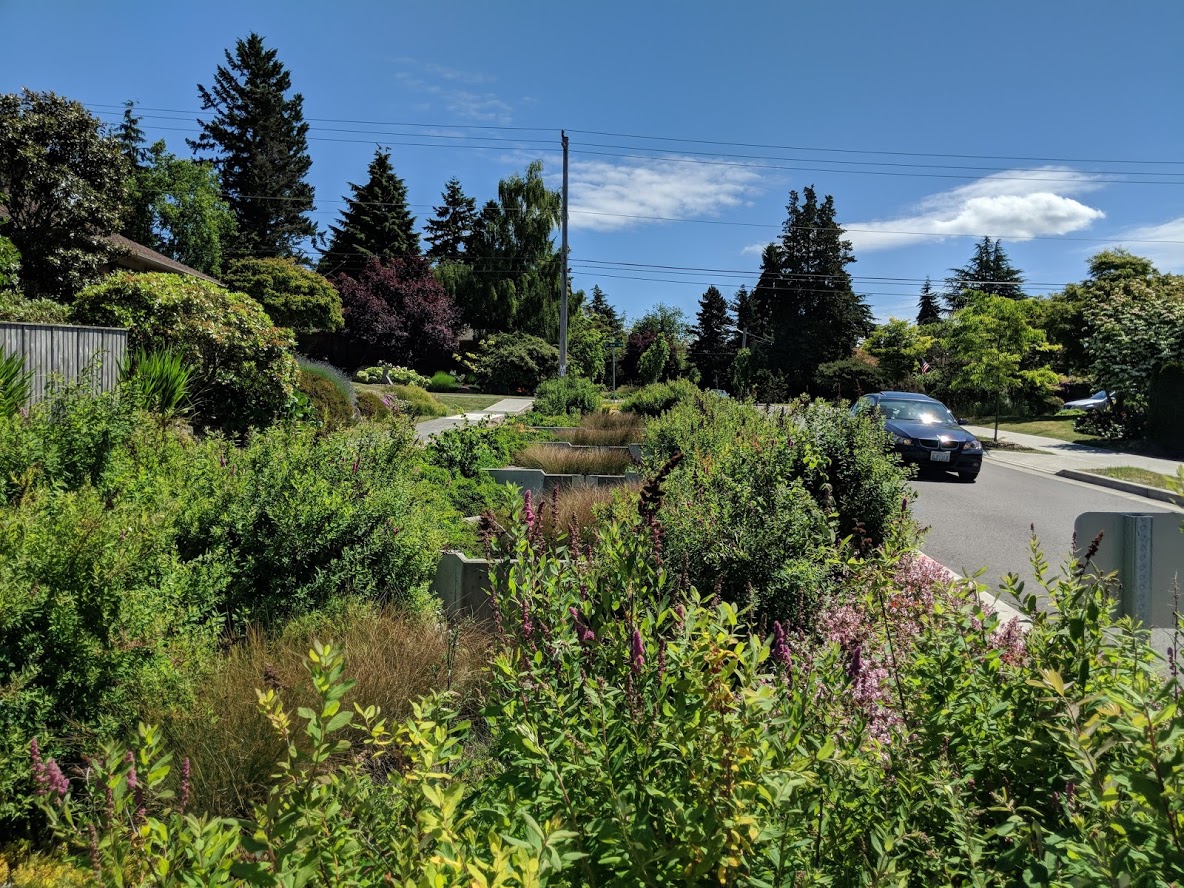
[558,130,570,377]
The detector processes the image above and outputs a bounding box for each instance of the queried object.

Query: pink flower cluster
[30,737,68,800]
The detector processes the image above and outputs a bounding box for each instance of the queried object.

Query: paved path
[414,397,534,442]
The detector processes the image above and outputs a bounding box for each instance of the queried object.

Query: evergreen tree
[916,276,941,325]
[747,244,783,343]
[192,33,316,259]
[943,236,1025,311]
[588,284,624,337]
[754,187,873,394]
[318,148,418,278]
[689,285,735,388]
[729,284,757,348]
[424,177,477,263]
[115,101,147,167]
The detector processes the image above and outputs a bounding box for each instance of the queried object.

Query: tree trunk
[993,391,1001,442]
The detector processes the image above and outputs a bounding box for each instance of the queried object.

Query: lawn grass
[434,392,502,413]
[1086,466,1182,492]
[970,414,1104,445]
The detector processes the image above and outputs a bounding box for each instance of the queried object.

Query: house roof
[106,234,222,285]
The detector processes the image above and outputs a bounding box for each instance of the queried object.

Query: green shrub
[221,257,343,334]
[0,291,71,324]
[427,419,536,478]
[386,383,448,418]
[72,272,299,433]
[533,375,602,415]
[621,378,700,416]
[174,423,455,626]
[354,389,391,420]
[0,349,31,417]
[354,364,431,387]
[428,370,461,392]
[297,369,354,431]
[461,333,558,393]
[812,356,886,400]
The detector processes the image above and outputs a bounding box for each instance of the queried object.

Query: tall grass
[534,481,642,547]
[554,411,645,446]
[512,444,635,475]
[162,603,491,817]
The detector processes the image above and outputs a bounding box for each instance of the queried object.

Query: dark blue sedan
[852,391,983,482]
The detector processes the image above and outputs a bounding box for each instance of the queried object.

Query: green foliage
[427,370,460,392]
[0,291,71,324]
[944,235,1026,310]
[620,378,699,416]
[812,355,885,400]
[121,136,237,277]
[533,375,602,415]
[637,335,669,384]
[427,419,537,478]
[450,161,562,338]
[193,33,317,258]
[424,176,478,263]
[461,333,558,394]
[864,317,936,388]
[0,89,128,300]
[0,234,20,292]
[565,308,607,382]
[750,187,874,395]
[354,389,391,421]
[319,148,419,278]
[0,349,31,417]
[119,347,194,424]
[689,284,735,389]
[297,368,354,432]
[388,383,448,418]
[72,272,299,433]
[222,257,343,333]
[354,364,431,386]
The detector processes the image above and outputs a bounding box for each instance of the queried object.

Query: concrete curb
[1056,468,1184,507]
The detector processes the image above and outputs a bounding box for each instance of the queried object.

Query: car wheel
[958,471,978,483]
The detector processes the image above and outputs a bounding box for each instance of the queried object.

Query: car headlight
[891,433,912,446]
[963,439,982,452]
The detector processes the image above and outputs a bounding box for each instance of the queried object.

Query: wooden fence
[0,321,128,403]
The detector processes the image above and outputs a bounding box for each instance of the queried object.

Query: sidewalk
[414,397,534,442]
[965,423,1184,505]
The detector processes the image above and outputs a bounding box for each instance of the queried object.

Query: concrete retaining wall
[483,466,636,494]
[431,551,497,620]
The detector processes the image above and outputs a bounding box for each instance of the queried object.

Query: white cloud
[1111,217,1184,272]
[741,241,773,256]
[569,158,764,232]
[847,168,1106,251]
[394,71,512,123]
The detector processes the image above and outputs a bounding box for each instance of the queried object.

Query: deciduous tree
[0,90,128,300]
[319,148,418,278]
[335,257,459,369]
[222,257,342,333]
[192,33,316,258]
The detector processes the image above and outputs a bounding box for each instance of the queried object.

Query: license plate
[929,451,951,463]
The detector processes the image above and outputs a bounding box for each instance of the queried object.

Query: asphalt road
[911,455,1177,605]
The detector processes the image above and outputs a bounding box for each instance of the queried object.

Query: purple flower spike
[771,621,792,669]
[523,489,536,530]
[631,627,645,673]
[570,606,595,643]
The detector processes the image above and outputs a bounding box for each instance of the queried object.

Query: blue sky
[4,1,1183,326]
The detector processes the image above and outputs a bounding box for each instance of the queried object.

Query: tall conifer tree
[944,236,1025,310]
[424,177,477,263]
[319,148,418,278]
[192,33,316,258]
[689,285,735,388]
[755,186,872,394]
[588,284,624,337]
[917,277,942,325]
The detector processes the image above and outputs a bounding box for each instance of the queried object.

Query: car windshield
[878,399,957,425]
[1090,391,1107,399]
